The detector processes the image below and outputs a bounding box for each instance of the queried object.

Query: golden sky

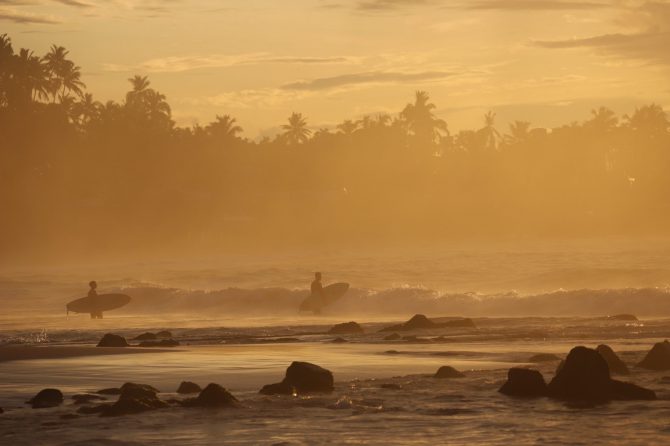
[2,0,669,137]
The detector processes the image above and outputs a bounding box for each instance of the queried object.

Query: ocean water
[2,240,670,444]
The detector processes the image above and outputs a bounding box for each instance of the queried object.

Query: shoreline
[0,345,177,363]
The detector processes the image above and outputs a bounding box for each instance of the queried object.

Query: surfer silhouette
[311,272,324,311]
[88,280,102,319]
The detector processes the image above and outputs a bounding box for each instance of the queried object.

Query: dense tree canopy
[1,34,669,260]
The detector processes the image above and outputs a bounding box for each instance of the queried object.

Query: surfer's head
[315,272,322,280]
[89,280,97,289]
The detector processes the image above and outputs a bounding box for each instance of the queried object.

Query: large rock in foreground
[97,333,129,347]
[637,340,670,370]
[328,321,364,335]
[548,346,655,402]
[499,368,548,397]
[434,366,465,379]
[380,314,475,332]
[596,344,629,375]
[260,361,334,395]
[28,388,64,408]
[182,383,239,408]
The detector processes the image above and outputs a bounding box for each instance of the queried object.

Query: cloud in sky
[282,71,457,91]
[338,0,611,12]
[103,54,355,73]
[52,0,93,8]
[533,31,670,65]
[0,8,61,23]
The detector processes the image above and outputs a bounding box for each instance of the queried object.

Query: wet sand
[0,346,176,363]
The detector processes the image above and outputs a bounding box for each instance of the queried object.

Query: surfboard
[66,293,131,314]
[299,282,349,313]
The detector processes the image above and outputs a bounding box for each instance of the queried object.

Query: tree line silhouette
[2,34,669,258]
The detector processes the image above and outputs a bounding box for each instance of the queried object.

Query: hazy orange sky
[2,0,669,138]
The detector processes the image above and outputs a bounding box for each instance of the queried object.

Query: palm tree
[624,104,669,136]
[400,90,447,145]
[206,115,243,141]
[586,107,618,133]
[282,112,311,144]
[73,93,100,127]
[479,111,500,150]
[336,119,358,136]
[126,75,151,108]
[42,45,69,102]
[504,120,531,146]
[60,60,85,99]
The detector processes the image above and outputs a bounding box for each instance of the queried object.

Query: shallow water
[2,242,670,444]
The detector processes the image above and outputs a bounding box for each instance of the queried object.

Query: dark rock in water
[637,340,670,370]
[434,366,465,379]
[100,382,167,417]
[177,381,202,394]
[259,382,295,395]
[328,321,363,334]
[597,344,630,375]
[605,314,638,321]
[97,333,129,347]
[260,361,334,395]
[96,388,121,395]
[182,383,239,408]
[380,314,476,332]
[0,407,4,414]
[548,346,611,401]
[133,332,157,341]
[330,337,348,343]
[138,339,180,347]
[402,335,419,342]
[285,361,334,393]
[380,383,402,390]
[28,388,64,409]
[499,368,548,397]
[548,346,656,401]
[156,330,173,338]
[609,380,656,400]
[384,350,400,355]
[119,382,159,397]
[72,394,106,405]
[528,353,561,363]
[384,333,401,341]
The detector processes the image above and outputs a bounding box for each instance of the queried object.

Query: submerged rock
[380,383,402,390]
[132,332,157,341]
[182,383,239,408]
[328,321,364,334]
[380,314,475,332]
[383,333,401,341]
[499,368,548,397]
[96,333,129,348]
[177,381,202,394]
[330,337,348,343]
[528,353,561,363]
[548,346,655,402]
[637,340,670,370]
[138,339,180,347]
[260,361,334,395]
[28,388,64,409]
[597,344,630,375]
[434,366,465,379]
[0,408,3,414]
[156,331,173,338]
